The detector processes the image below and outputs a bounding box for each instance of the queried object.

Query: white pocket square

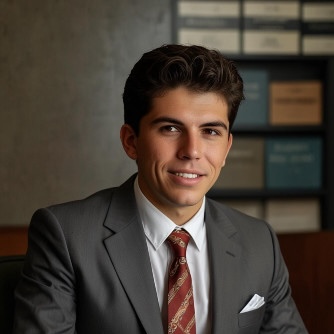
[240,294,265,313]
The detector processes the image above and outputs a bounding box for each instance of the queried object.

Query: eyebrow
[151,117,229,131]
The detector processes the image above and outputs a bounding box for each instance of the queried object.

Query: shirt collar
[134,177,206,251]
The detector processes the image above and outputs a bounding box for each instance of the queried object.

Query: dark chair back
[0,256,25,334]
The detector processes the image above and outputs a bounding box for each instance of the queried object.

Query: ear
[222,133,233,167]
[120,124,138,160]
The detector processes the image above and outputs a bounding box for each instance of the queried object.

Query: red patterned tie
[167,229,196,334]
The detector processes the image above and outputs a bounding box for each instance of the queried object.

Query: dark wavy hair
[123,44,244,135]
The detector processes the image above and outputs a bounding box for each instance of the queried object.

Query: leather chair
[0,255,25,334]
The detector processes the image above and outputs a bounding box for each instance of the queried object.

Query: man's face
[121,86,232,224]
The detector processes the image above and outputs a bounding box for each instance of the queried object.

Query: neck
[157,202,203,226]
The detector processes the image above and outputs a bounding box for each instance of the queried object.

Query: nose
[177,132,202,160]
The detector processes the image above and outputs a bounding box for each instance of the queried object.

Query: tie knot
[167,229,190,258]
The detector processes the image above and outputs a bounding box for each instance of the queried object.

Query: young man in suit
[13,44,308,333]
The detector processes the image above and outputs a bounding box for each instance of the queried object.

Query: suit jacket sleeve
[13,208,77,334]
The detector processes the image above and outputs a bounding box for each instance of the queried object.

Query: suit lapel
[205,200,242,334]
[103,176,164,334]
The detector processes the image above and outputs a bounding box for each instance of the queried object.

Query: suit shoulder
[31,175,137,232]
[48,188,115,214]
[30,187,117,232]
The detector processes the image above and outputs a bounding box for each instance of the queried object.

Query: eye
[160,125,179,133]
[202,128,221,136]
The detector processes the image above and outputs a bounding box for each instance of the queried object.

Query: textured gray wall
[0,0,171,226]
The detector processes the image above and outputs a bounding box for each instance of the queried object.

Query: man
[13,44,307,333]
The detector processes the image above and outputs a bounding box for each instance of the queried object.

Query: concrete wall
[0,0,171,225]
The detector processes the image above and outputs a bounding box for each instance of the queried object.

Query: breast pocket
[238,304,266,329]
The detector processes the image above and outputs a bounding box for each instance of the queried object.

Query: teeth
[175,173,199,179]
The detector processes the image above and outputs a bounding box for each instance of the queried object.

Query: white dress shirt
[134,177,211,334]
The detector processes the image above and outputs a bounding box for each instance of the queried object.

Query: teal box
[266,137,322,189]
[234,69,268,127]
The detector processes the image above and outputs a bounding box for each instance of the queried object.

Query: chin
[173,195,204,208]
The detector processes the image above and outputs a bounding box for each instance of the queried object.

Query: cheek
[144,139,174,159]
[207,145,230,168]
[136,141,168,168]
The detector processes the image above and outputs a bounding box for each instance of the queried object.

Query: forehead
[149,87,228,118]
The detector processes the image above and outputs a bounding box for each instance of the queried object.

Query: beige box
[270,81,322,125]
[265,198,321,233]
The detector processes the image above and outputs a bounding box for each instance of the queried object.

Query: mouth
[174,172,201,179]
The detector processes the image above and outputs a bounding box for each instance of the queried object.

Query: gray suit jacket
[13,174,307,333]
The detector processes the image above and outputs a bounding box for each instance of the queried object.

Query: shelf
[219,56,334,230]
[232,125,325,136]
[208,188,327,200]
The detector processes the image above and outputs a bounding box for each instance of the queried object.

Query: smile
[174,172,199,179]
